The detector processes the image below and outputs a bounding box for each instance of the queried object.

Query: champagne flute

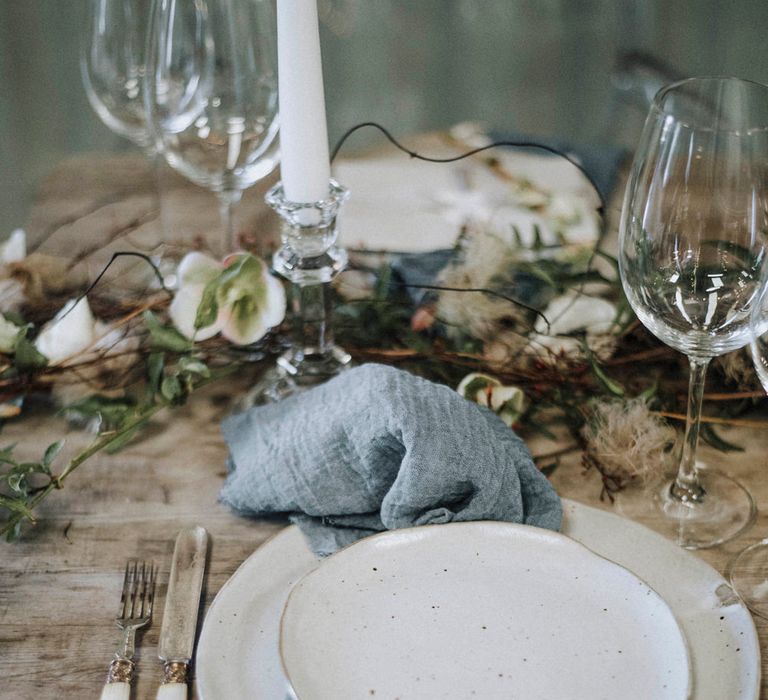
[618,77,768,549]
[145,0,279,256]
[728,290,768,615]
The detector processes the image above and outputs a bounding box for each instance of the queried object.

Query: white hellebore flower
[535,293,615,337]
[0,230,27,314]
[547,193,600,246]
[0,314,22,354]
[0,229,26,264]
[530,292,616,357]
[457,372,528,427]
[35,297,98,365]
[170,251,286,345]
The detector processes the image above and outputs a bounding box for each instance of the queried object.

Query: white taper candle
[276,0,332,204]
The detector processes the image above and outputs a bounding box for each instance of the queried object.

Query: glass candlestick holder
[245,179,352,405]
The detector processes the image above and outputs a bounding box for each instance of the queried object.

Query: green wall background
[2,0,768,228]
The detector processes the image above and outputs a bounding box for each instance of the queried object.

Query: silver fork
[99,560,156,700]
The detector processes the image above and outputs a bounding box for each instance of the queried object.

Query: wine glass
[144,0,280,256]
[618,77,768,549]
[82,0,179,287]
[728,289,768,615]
[82,0,154,151]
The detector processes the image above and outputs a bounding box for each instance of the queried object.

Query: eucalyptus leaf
[0,444,17,466]
[522,264,558,288]
[178,356,210,378]
[700,423,744,453]
[41,440,64,470]
[0,493,34,519]
[2,311,25,327]
[143,311,193,352]
[147,352,165,397]
[586,347,625,397]
[7,462,47,494]
[63,396,135,431]
[194,277,221,330]
[5,520,22,542]
[161,375,183,403]
[638,382,659,403]
[7,469,29,494]
[14,334,48,371]
[0,314,22,354]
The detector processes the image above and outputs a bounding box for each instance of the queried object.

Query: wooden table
[2,153,768,699]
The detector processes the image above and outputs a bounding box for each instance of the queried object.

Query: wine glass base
[237,366,300,409]
[237,345,352,410]
[276,345,352,380]
[615,468,756,549]
[728,540,768,618]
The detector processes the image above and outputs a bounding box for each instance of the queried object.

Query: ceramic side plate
[280,521,691,700]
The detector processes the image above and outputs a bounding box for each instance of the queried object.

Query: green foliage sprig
[0,310,237,541]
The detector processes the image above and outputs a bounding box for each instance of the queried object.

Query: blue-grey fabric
[221,363,562,556]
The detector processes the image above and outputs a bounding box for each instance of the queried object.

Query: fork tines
[119,560,156,622]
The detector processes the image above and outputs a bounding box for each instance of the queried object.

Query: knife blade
[156,526,209,700]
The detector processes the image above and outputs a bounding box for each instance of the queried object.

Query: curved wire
[330,121,605,216]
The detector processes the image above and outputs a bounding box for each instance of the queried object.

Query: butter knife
[156,526,209,700]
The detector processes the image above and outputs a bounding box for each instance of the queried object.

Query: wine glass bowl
[749,288,768,389]
[81,0,179,286]
[618,76,768,548]
[145,0,279,255]
[82,0,154,150]
[622,230,766,359]
[621,81,768,359]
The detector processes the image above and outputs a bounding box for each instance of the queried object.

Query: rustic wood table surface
[2,151,768,699]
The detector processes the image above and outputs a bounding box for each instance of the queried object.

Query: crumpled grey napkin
[221,363,561,556]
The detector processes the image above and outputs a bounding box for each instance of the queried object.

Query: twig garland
[76,251,172,301]
[653,411,768,429]
[54,252,172,328]
[29,188,152,255]
[397,282,550,332]
[1,122,766,540]
[65,209,159,270]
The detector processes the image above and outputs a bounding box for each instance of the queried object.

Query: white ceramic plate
[281,522,690,699]
[196,500,761,699]
[334,149,600,253]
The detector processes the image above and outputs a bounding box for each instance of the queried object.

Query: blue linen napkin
[221,363,561,556]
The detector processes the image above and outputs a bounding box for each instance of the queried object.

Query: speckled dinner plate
[196,500,760,700]
[279,521,691,700]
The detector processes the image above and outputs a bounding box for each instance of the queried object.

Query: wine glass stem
[671,357,710,503]
[148,150,170,249]
[218,190,242,254]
